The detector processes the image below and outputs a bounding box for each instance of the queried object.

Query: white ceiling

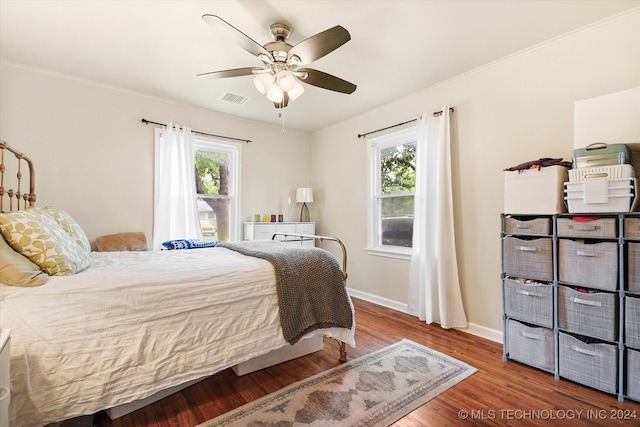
[1,0,639,133]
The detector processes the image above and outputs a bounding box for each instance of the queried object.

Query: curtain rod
[140,119,252,143]
[357,107,454,139]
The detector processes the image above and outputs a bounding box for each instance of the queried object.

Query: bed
[0,141,355,427]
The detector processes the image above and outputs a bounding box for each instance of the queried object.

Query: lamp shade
[296,188,314,203]
[276,70,296,92]
[266,85,284,103]
[288,81,305,101]
[253,73,273,95]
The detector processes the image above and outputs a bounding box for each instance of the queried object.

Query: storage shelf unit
[501,213,640,403]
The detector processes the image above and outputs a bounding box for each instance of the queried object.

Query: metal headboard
[0,140,36,212]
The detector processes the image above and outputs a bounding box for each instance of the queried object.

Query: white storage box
[504,166,569,214]
[564,177,638,213]
[569,164,635,182]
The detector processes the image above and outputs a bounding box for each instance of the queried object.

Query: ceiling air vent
[220,92,249,105]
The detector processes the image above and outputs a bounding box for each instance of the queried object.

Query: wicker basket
[558,286,617,342]
[558,239,618,291]
[503,236,553,282]
[504,217,551,237]
[627,242,640,295]
[559,332,617,394]
[556,217,616,239]
[504,278,553,328]
[627,348,640,402]
[508,319,554,373]
[625,217,640,240]
[626,296,640,350]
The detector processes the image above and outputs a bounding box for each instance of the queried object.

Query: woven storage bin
[504,217,551,237]
[559,332,617,394]
[503,236,553,282]
[508,319,554,373]
[627,348,640,402]
[626,296,640,350]
[504,278,552,328]
[627,242,640,295]
[558,239,618,291]
[556,217,616,239]
[625,217,640,240]
[558,286,617,342]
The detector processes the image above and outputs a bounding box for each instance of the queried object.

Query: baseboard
[346,287,503,343]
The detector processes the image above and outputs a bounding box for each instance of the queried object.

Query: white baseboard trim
[346,287,503,344]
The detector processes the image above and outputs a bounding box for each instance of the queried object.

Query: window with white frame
[367,127,416,259]
[194,136,241,242]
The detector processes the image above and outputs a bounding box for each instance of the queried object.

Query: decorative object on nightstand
[296,187,313,222]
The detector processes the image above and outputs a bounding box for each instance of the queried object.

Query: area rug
[197,339,477,427]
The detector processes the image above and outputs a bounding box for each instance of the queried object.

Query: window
[367,128,416,259]
[194,137,241,242]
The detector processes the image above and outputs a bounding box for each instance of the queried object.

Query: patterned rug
[197,339,477,427]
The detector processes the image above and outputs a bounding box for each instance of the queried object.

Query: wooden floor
[93,297,640,426]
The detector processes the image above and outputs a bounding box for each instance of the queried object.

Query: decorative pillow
[162,239,220,250]
[0,234,49,287]
[0,209,90,276]
[96,232,148,252]
[38,206,91,252]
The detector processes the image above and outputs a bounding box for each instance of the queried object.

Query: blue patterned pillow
[162,239,220,250]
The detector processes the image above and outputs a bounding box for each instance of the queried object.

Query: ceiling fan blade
[197,67,261,79]
[288,26,351,65]
[274,92,290,109]
[202,14,270,58]
[298,68,357,94]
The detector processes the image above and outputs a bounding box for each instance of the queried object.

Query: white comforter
[0,248,355,427]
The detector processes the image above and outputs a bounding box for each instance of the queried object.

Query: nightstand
[0,329,10,427]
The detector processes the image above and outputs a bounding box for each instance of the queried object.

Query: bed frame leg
[337,340,347,363]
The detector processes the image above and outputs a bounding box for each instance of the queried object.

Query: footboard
[272,232,350,362]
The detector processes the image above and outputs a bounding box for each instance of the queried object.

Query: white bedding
[0,248,355,427]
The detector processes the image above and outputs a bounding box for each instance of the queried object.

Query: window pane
[380,142,415,195]
[195,150,231,196]
[197,196,228,241]
[195,148,233,241]
[381,195,414,247]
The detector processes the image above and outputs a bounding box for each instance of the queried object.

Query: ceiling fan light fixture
[266,85,284,103]
[276,70,296,92]
[288,81,305,101]
[253,73,273,94]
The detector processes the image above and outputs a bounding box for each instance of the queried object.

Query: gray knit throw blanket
[219,241,354,344]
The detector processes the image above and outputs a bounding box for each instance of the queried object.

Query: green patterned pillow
[0,234,49,287]
[0,209,90,276]
[37,206,91,252]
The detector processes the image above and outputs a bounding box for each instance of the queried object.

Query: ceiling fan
[198,15,357,108]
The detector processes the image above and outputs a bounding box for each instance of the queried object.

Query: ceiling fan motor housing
[269,23,292,41]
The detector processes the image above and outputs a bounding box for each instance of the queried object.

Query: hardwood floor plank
[93,297,640,426]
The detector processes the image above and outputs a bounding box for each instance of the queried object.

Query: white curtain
[407,108,468,328]
[152,123,203,250]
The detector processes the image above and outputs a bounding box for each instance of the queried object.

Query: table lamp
[296,188,313,222]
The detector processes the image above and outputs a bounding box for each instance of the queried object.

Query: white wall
[2,10,639,337]
[0,64,312,246]
[310,10,640,334]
